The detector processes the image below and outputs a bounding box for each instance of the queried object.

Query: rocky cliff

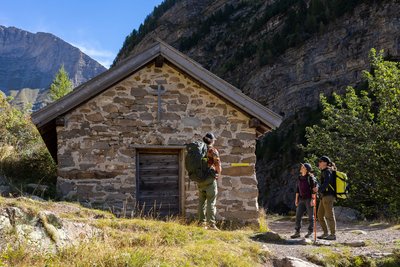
[115,0,399,117]
[114,0,400,213]
[0,26,107,108]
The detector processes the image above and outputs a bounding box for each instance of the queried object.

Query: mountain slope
[0,26,107,108]
[115,0,399,117]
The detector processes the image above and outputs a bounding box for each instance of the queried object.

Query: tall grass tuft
[258,209,269,233]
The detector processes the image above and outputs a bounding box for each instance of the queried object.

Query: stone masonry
[56,62,259,224]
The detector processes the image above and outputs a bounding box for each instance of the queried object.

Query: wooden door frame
[135,145,185,216]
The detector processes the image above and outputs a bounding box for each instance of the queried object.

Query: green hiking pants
[198,179,218,225]
[317,195,336,235]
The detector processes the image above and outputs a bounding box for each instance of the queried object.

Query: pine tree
[49,65,73,101]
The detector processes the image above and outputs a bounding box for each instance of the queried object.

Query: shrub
[0,94,56,198]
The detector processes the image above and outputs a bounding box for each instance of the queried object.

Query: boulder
[274,256,320,267]
[253,231,282,242]
[334,206,363,222]
[0,206,102,253]
[340,240,366,247]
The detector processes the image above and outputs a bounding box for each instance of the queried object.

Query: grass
[392,224,400,230]
[0,196,271,266]
[306,246,400,267]
[2,197,398,266]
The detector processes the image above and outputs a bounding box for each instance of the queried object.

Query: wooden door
[137,151,180,217]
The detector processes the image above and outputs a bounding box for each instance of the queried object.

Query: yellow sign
[230,163,251,167]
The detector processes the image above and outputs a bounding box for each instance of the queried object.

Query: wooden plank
[139,181,178,187]
[139,184,178,191]
[138,179,179,184]
[139,154,179,160]
[139,158,178,163]
[139,163,179,169]
[139,163,179,170]
[140,171,178,177]
[139,190,179,197]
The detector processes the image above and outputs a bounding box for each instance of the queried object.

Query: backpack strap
[307,175,316,190]
[329,170,336,192]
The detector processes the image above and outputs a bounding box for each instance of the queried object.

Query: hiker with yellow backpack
[316,156,337,240]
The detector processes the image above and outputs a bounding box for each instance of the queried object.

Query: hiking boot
[325,234,336,240]
[199,222,208,229]
[290,232,300,238]
[209,224,220,231]
[317,233,329,239]
[304,231,313,238]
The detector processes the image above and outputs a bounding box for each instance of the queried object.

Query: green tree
[0,94,56,196]
[49,65,73,101]
[303,49,400,219]
[0,95,38,155]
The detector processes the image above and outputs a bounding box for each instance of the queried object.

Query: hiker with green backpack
[185,133,222,230]
[316,156,337,240]
[291,163,318,239]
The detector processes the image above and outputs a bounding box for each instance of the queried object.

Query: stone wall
[56,62,259,223]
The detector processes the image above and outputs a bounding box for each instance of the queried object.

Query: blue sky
[0,0,164,68]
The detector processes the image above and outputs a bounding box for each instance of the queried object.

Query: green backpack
[185,141,215,183]
[330,170,349,199]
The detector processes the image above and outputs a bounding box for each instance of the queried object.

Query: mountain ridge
[0,25,107,109]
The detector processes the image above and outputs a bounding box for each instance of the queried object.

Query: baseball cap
[318,156,331,163]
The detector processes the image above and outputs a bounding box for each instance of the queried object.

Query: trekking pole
[313,194,317,243]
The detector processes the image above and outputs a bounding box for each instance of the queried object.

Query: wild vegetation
[0,63,73,197]
[0,94,56,197]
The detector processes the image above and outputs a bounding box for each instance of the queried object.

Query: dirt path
[263,215,400,264]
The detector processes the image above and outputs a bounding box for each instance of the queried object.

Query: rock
[313,239,332,246]
[350,230,367,235]
[253,231,282,242]
[274,256,320,267]
[0,205,102,253]
[340,240,366,247]
[28,195,45,202]
[0,212,12,231]
[334,206,363,222]
[285,238,313,245]
[367,252,393,258]
[0,185,12,196]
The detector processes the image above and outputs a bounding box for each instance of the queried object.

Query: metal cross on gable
[149,83,166,122]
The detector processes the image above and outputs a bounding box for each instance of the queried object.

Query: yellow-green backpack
[330,171,349,199]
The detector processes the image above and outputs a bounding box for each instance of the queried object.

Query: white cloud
[72,42,115,69]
